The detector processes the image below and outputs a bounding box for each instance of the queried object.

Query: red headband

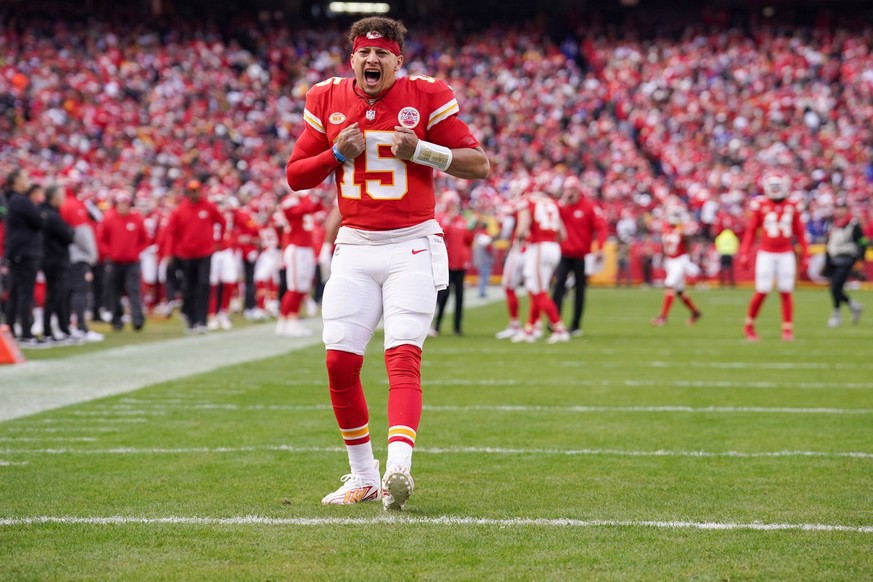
[352,34,400,56]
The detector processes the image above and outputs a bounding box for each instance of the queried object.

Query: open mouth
[364,69,381,86]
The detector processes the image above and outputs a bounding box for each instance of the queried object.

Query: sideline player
[738,172,809,341]
[511,190,569,344]
[286,16,489,510]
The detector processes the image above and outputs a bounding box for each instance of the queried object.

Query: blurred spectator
[100,190,148,331]
[4,172,44,346]
[39,184,75,343]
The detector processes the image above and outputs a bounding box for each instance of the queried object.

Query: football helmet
[761,172,790,200]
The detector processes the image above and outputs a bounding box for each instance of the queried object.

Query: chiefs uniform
[661,222,700,292]
[651,214,702,326]
[512,192,569,344]
[740,190,809,341]
[741,197,808,293]
[275,191,323,337]
[287,73,481,355]
[289,75,478,231]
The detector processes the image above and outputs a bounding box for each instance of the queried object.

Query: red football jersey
[661,224,689,259]
[741,197,807,254]
[291,75,479,231]
[524,193,562,244]
[281,193,322,247]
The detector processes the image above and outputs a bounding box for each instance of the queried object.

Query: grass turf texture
[1,287,871,580]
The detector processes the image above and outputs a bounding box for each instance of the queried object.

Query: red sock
[540,292,561,325]
[679,291,698,315]
[221,283,234,312]
[209,284,219,315]
[780,292,793,326]
[255,282,268,309]
[279,292,293,317]
[660,291,675,319]
[505,288,519,320]
[527,293,543,327]
[326,350,369,445]
[748,292,767,320]
[385,345,422,447]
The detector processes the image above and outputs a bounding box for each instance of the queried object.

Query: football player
[275,189,322,337]
[511,190,570,344]
[651,203,702,326]
[286,16,489,510]
[738,172,809,341]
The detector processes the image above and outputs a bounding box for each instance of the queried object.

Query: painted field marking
[0,515,870,533]
[77,402,873,415]
[1,445,870,460]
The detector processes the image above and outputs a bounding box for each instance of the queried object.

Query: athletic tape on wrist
[411,140,452,172]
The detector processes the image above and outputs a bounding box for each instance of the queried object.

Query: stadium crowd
[1,10,871,346]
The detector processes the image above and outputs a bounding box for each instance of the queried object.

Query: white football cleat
[546,330,570,344]
[850,301,863,325]
[495,326,520,340]
[510,330,537,343]
[218,312,233,331]
[321,460,381,506]
[382,466,414,511]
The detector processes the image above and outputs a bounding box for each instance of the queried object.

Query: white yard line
[1,445,870,459]
[89,402,873,415]
[0,515,870,533]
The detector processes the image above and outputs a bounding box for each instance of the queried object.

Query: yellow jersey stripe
[426,99,459,131]
[304,109,325,134]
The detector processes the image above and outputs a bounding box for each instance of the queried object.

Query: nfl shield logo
[366,110,376,121]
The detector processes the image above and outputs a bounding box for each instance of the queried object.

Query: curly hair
[347,17,407,53]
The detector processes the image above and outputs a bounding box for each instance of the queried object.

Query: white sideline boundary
[0,290,501,423]
[98,402,873,415]
[2,445,870,459]
[0,515,871,533]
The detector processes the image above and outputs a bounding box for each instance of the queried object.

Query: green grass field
[1,287,871,580]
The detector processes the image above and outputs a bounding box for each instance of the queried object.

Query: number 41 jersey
[302,76,479,231]
[746,197,805,253]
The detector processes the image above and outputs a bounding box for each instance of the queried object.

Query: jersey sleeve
[421,78,480,150]
[286,82,341,191]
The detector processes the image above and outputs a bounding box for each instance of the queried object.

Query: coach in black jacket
[41,184,75,341]
[4,170,44,343]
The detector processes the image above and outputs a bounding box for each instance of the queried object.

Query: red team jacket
[287,75,479,231]
[99,208,148,263]
[166,197,225,260]
[558,197,606,258]
[437,212,473,270]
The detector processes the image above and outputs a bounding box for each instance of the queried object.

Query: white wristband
[411,140,453,172]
